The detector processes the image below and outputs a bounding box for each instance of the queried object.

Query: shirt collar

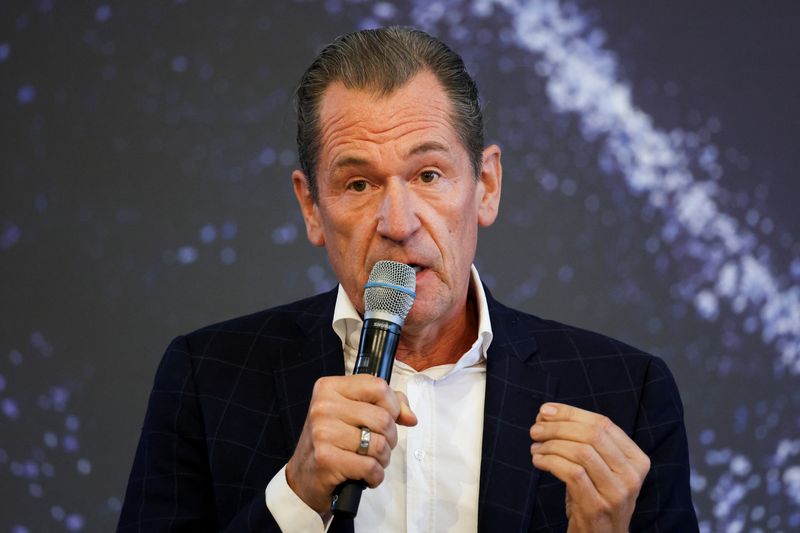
[332,265,493,363]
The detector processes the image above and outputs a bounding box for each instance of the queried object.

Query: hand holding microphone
[285,261,417,517]
[331,260,417,517]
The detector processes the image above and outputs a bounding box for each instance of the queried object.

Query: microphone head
[363,260,416,325]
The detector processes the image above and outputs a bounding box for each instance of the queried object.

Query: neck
[394,290,479,371]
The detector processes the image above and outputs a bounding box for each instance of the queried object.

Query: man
[119,27,698,532]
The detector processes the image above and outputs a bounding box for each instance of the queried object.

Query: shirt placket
[406,372,435,533]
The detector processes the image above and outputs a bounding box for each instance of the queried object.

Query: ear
[292,170,325,247]
[476,144,502,227]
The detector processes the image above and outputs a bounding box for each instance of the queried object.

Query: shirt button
[414,448,425,461]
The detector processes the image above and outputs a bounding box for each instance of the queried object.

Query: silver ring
[357,427,371,455]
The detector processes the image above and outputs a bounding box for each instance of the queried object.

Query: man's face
[293,70,501,331]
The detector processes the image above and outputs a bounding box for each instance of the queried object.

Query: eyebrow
[332,155,370,171]
[331,141,451,172]
[406,141,450,158]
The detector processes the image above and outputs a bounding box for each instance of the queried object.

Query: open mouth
[407,263,428,275]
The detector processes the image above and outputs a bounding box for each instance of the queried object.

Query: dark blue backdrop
[2,1,799,531]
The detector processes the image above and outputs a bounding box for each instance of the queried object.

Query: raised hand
[530,403,650,532]
[286,374,417,513]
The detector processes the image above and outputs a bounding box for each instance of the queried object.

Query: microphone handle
[331,319,400,518]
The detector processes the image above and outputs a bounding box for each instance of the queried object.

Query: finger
[312,441,387,489]
[309,416,393,468]
[350,426,392,468]
[310,378,400,448]
[534,403,649,477]
[531,451,601,506]
[314,375,403,419]
[394,391,418,427]
[537,403,643,461]
[346,374,404,420]
[530,418,635,477]
[531,438,621,498]
[331,375,408,440]
[532,439,646,523]
[333,398,399,448]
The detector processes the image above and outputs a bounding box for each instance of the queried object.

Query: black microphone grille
[363,260,416,324]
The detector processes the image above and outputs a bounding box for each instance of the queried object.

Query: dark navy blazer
[118,288,698,532]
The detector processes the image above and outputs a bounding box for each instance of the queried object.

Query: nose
[376,180,421,243]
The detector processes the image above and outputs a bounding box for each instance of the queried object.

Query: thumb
[394,391,417,427]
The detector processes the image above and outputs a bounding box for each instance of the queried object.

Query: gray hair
[294,26,484,200]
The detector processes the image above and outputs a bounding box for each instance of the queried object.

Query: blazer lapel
[273,289,345,450]
[270,289,355,533]
[478,290,559,532]
[275,289,353,533]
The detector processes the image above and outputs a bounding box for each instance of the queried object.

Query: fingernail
[531,423,543,436]
[531,442,541,451]
[540,404,557,416]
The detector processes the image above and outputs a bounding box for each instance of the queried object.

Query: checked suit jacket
[118,287,698,532]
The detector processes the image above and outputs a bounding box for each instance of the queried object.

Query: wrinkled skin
[530,403,651,532]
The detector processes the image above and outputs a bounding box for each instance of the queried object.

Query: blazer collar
[276,288,345,447]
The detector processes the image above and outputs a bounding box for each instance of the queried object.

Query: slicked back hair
[294,26,485,200]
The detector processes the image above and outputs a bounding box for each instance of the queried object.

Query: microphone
[330,260,416,518]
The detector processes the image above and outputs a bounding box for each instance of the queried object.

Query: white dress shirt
[265,266,493,532]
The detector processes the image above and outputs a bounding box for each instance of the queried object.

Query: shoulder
[487,293,673,394]
[170,289,337,365]
[488,292,651,360]
[490,298,685,439]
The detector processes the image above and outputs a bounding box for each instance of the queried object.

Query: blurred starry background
[2,0,799,531]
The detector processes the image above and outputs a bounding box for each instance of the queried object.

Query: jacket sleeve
[116,335,282,532]
[629,356,699,532]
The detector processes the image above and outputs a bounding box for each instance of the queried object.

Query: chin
[403,300,445,328]
[402,306,428,328]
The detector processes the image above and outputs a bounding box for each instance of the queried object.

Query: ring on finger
[357,427,371,455]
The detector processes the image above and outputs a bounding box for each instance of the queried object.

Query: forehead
[315,71,462,166]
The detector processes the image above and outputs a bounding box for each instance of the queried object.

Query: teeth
[413,266,422,273]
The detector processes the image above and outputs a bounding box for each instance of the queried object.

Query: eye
[347,179,369,192]
[419,170,440,184]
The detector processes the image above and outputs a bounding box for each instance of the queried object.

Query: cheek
[319,207,355,242]
[447,210,478,244]
[323,223,372,270]
[446,223,478,272]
